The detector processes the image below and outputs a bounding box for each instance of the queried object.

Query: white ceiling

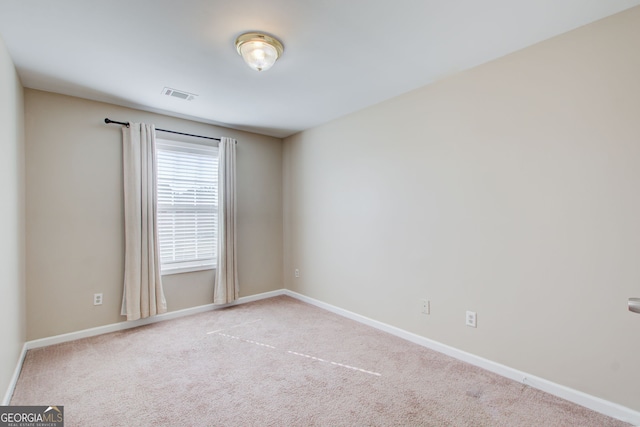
[1,0,639,138]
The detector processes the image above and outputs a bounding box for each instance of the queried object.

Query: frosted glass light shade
[235,33,284,72]
[239,41,278,71]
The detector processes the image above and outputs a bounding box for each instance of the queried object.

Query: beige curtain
[214,137,239,304]
[121,123,167,320]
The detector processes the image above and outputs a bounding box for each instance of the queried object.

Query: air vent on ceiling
[162,87,197,101]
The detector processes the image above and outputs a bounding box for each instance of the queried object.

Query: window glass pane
[156,139,218,272]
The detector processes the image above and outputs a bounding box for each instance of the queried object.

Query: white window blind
[156,139,218,274]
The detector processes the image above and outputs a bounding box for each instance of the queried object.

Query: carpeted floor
[11,296,630,426]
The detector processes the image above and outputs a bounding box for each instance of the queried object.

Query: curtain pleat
[214,137,239,304]
[121,123,167,320]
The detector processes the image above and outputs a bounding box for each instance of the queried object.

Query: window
[156,139,218,275]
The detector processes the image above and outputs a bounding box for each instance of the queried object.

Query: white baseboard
[284,290,640,425]
[2,343,27,405]
[3,289,286,404]
[26,289,286,350]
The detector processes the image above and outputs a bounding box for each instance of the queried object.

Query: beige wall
[283,7,640,411]
[0,35,26,400]
[25,89,283,340]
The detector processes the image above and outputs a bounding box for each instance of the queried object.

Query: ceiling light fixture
[235,32,284,72]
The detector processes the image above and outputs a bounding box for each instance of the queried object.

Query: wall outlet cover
[420,299,430,315]
[466,310,477,328]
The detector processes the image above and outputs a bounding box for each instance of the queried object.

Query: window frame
[155,138,219,276]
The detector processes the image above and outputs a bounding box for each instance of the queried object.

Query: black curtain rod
[104,118,221,142]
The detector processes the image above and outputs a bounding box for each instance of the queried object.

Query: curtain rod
[104,118,222,142]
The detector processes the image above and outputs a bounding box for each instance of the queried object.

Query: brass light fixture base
[235,32,284,58]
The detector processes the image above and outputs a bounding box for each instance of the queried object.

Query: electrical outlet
[420,299,430,315]
[466,311,477,328]
[294,269,300,278]
[94,293,103,306]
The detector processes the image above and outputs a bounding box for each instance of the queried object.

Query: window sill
[161,264,215,276]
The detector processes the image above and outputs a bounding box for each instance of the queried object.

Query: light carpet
[11,296,630,426]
